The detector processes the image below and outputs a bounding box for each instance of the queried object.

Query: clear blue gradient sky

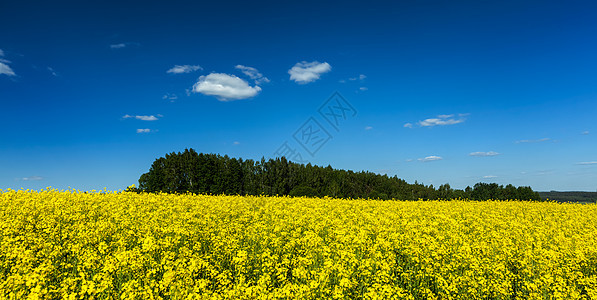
[1,0,596,191]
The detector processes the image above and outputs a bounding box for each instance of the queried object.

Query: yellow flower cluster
[0,189,596,299]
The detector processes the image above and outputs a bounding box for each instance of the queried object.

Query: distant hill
[538,191,597,203]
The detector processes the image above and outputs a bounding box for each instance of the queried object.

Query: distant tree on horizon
[137,149,542,201]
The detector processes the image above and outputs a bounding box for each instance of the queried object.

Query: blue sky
[1,0,596,192]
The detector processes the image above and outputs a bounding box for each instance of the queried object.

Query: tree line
[135,149,542,201]
[538,191,597,203]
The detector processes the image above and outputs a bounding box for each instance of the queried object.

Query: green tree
[136,149,543,201]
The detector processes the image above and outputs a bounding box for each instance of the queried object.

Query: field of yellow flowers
[1,189,596,299]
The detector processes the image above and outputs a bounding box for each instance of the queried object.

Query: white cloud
[235,65,270,84]
[136,128,151,133]
[22,176,43,181]
[419,118,463,127]
[48,67,57,77]
[192,73,261,101]
[137,116,158,121]
[515,138,550,143]
[582,131,589,135]
[417,114,466,127]
[0,49,16,76]
[167,65,202,74]
[365,126,373,130]
[0,62,15,76]
[535,170,554,176]
[576,161,597,165]
[437,114,454,119]
[348,74,366,81]
[359,87,368,91]
[404,123,413,128]
[470,151,500,157]
[110,42,140,49]
[288,61,331,84]
[483,175,498,179]
[233,141,241,145]
[123,114,159,121]
[418,156,443,162]
[110,43,127,49]
[162,94,178,101]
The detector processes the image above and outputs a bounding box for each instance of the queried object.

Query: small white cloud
[348,74,366,81]
[48,67,58,77]
[535,170,554,176]
[418,156,443,162]
[582,131,589,135]
[404,123,413,128]
[339,79,346,83]
[419,118,463,127]
[515,138,550,143]
[359,87,368,91]
[123,114,159,121]
[233,141,241,145]
[136,128,151,133]
[0,62,15,76]
[483,175,498,179]
[21,176,43,181]
[137,115,158,121]
[167,65,202,74]
[110,42,140,49]
[576,161,597,165]
[162,94,178,101]
[418,114,466,127]
[110,43,127,49]
[0,50,16,76]
[437,114,454,119]
[470,151,500,157]
[365,126,373,130]
[405,159,414,162]
[235,65,270,84]
[192,73,261,101]
[288,61,331,84]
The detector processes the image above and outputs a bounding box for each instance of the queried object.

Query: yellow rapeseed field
[0,189,596,299]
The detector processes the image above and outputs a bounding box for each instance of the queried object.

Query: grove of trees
[136,149,542,201]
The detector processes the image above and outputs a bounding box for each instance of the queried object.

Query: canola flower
[0,189,596,299]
